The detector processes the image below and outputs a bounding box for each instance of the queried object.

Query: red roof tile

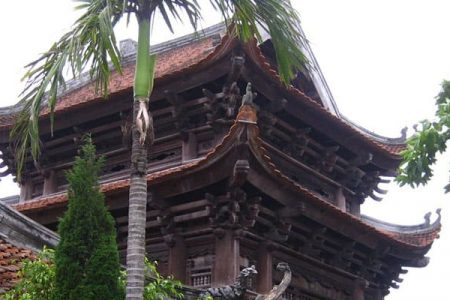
[0,239,35,291]
[0,36,225,129]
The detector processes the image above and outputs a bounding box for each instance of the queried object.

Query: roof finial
[241,82,257,107]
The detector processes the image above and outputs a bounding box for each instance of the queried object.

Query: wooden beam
[262,141,355,196]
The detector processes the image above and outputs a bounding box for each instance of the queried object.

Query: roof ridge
[361,209,442,234]
[0,201,59,251]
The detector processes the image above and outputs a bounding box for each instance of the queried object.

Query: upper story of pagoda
[0,24,405,214]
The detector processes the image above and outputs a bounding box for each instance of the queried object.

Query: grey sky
[0,1,448,299]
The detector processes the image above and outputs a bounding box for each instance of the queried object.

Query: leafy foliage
[143,258,184,300]
[2,248,55,300]
[397,80,450,192]
[2,249,183,300]
[54,136,123,300]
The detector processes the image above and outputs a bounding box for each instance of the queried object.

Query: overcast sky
[0,1,449,299]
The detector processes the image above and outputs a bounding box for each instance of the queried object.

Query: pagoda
[0,24,441,299]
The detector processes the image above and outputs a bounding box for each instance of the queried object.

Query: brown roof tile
[0,239,35,291]
[0,36,221,129]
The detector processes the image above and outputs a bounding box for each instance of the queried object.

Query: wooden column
[212,229,240,286]
[181,132,197,162]
[43,170,58,195]
[352,200,361,216]
[19,179,33,202]
[164,234,187,283]
[335,188,346,211]
[353,278,368,300]
[374,289,385,300]
[256,242,274,294]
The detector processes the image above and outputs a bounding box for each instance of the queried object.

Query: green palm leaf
[210,0,309,82]
[11,0,124,178]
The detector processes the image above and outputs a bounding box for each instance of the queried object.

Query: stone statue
[241,83,257,107]
[199,265,257,299]
[199,262,292,300]
[255,262,292,300]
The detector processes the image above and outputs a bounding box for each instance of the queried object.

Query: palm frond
[11,0,125,179]
[156,0,202,33]
[210,0,308,83]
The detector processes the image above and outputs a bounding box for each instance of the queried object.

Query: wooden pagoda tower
[0,24,441,299]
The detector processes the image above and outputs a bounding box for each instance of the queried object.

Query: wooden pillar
[352,200,361,216]
[212,229,240,286]
[335,187,346,211]
[374,288,385,300]
[19,179,33,202]
[353,278,368,300]
[43,170,58,195]
[182,132,197,162]
[164,234,187,283]
[256,242,274,294]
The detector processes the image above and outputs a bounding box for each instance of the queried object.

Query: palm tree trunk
[126,102,150,300]
[126,11,155,300]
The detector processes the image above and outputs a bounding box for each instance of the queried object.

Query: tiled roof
[0,35,220,129]
[13,106,438,251]
[362,211,442,248]
[0,239,35,292]
[0,26,404,157]
[386,229,440,247]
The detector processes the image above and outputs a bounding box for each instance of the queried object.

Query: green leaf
[11,0,124,180]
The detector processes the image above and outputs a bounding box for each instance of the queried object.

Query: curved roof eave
[12,105,439,255]
[243,107,439,252]
[0,23,405,158]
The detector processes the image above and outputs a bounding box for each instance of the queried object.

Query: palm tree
[12,1,308,299]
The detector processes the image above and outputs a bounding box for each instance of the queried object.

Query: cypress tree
[54,137,124,300]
